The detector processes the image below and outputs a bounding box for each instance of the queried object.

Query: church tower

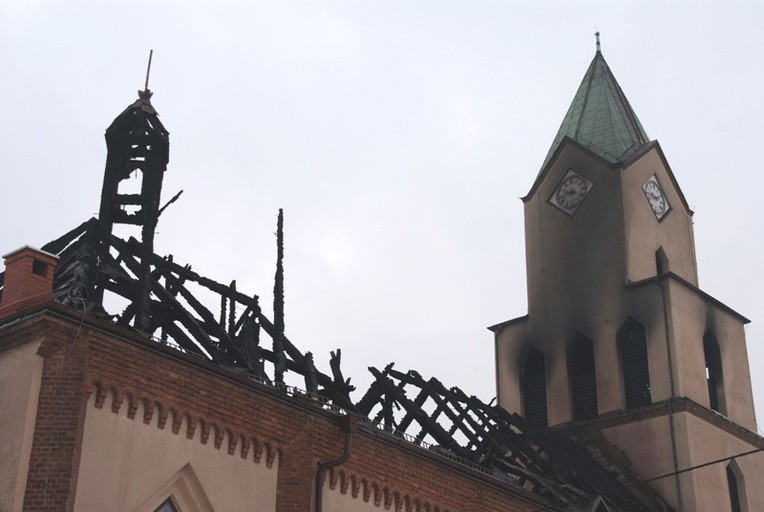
[492,41,764,511]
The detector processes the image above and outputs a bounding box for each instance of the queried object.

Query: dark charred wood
[228,280,236,335]
[41,218,97,255]
[273,208,285,335]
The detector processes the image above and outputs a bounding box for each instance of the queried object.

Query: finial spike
[144,49,154,91]
[595,31,601,53]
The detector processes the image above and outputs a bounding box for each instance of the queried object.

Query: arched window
[655,247,669,275]
[522,347,548,427]
[568,333,598,421]
[618,318,651,409]
[727,463,745,512]
[703,331,725,414]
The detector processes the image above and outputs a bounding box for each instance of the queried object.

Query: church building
[1,42,762,512]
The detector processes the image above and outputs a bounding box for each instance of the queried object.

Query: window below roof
[154,498,179,512]
[727,463,747,512]
[655,247,668,276]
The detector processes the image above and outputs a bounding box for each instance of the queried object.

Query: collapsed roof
[0,87,671,512]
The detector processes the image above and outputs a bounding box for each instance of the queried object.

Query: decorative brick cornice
[89,379,281,465]
[327,468,448,512]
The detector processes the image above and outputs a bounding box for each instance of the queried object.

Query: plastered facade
[598,409,764,511]
[0,338,43,512]
[75,390,278,512]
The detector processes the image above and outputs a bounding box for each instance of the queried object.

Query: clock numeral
[551,170,593,215]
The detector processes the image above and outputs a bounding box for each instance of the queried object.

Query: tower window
[703,331,725,414]
[568,333,598,421]
[522,347,548,427]
[727,465,744,512]
[154,498,179,512]
[618,318,651,409]
[655,247,668,275]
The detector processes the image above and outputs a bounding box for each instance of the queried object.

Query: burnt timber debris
[0,89,670,512]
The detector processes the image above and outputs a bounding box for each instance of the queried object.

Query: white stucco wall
[0,338,43,512]
[621,148,697,286]
[681,413,764,512]
[74,392,278,512]
[603,410,764,512]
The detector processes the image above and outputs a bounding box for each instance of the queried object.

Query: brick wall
[0,315,87,511]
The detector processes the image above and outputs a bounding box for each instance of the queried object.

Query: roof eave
[627,272,749,324]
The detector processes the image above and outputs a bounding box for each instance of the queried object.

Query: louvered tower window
[727,465,743,512]
[703,331,724,414]
[618,318,651,409]
[522,347,548,427]
[568,334,598,421]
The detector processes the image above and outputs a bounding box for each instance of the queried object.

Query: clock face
[557,176,588,208]
[549,169,594,215]
[642,175,670,220]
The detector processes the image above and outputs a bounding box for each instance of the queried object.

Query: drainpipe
[315,414,357,512]
[660,279,684,511]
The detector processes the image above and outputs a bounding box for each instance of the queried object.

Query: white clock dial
[642,175,670,220]
[549,169,594,215]
[557,176,588,208]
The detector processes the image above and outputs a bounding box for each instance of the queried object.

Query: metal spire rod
[144,49,154,91]
[595,31,601,53]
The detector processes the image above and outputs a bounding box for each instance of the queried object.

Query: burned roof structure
[0,86,672,512]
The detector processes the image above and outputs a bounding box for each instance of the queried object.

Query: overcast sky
[2,2,764,430]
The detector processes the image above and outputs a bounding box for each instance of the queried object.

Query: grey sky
[2,2,763,429]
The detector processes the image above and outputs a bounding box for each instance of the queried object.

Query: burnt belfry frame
[99,89,169,240]
[98,88,170,331]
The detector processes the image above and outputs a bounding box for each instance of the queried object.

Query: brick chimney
[0,246,59,319]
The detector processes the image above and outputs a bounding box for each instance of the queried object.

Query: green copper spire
[539,48,650,173]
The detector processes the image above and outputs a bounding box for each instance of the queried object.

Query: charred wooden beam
[228,280,236,336]
[367,366,461,454]
[139,244,259,305]
[273,208,284,335]
[41,218,97,255]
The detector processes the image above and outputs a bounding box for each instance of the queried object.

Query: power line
[530,446,764,512]
[642,447,762,484]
